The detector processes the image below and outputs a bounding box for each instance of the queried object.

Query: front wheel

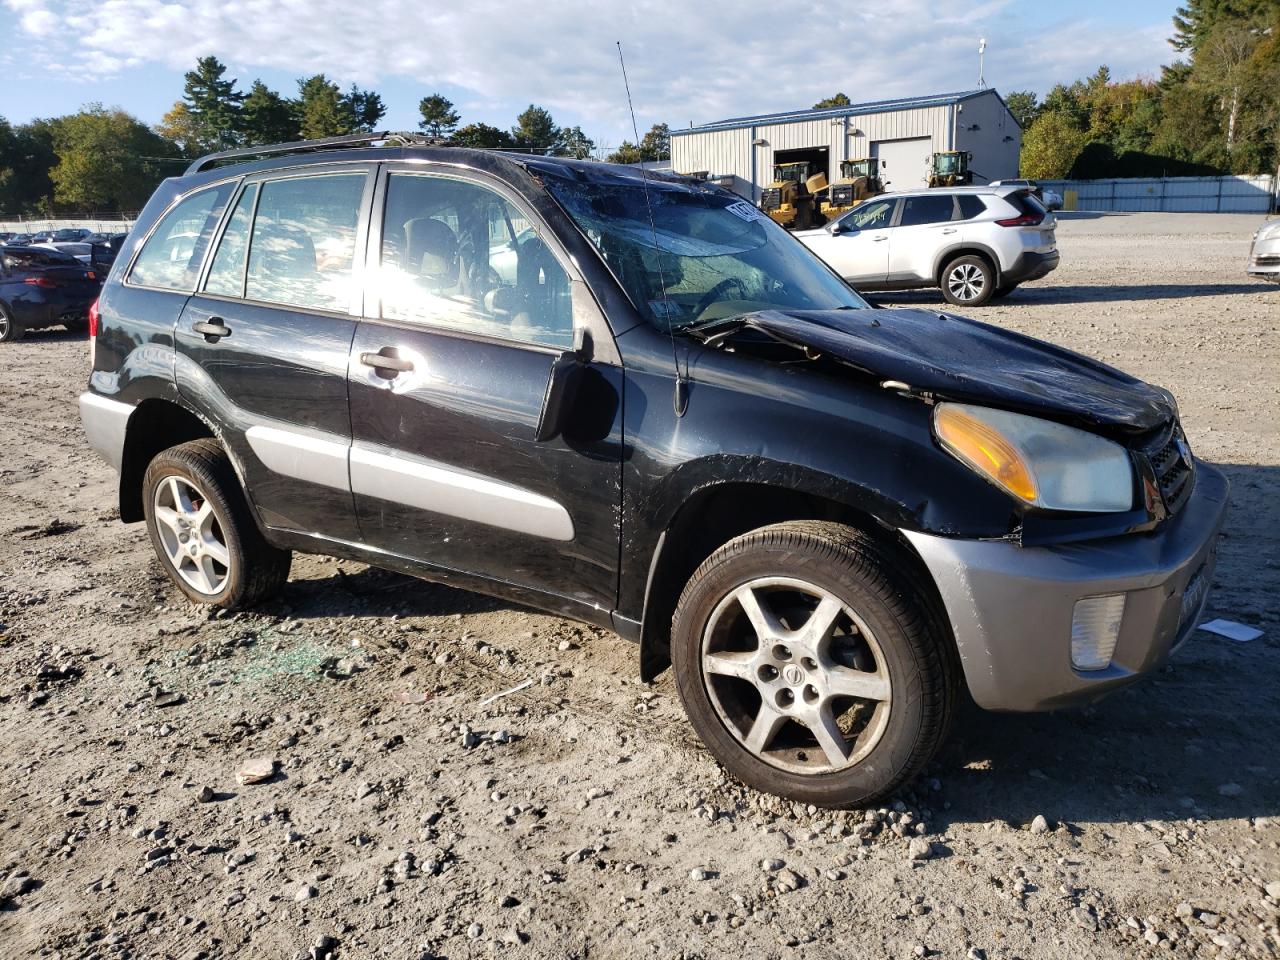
[671,521,956,807]
[940,255,995,306]
[142,439,291,609]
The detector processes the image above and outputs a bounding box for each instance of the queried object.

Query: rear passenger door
[346,165,624,613]
[175,164,375,541]
[886,193,961,282]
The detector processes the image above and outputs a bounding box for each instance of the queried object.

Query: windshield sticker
[725,200,767,224]
[648,299,685,321]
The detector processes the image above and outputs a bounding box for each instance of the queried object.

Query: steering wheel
[692,277,750,321]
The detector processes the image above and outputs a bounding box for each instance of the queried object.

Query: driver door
[346,165,624,612]
[802,197,897,284]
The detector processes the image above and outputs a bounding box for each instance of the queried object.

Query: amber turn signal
[934,404,1038,503]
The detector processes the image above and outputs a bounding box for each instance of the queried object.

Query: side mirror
[534,327,589,443]
[827,220,849,235]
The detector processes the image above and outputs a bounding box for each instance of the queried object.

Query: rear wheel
[142,439,291,609]
[0,306,22,342]
[940,255,995,306]
[671,521,956,807]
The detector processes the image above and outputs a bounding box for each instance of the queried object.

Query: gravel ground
[0,211,1277,960]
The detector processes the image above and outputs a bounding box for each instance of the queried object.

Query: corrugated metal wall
[1039,176,1277,213]
[953,94,1021,186]
[671,103,958,202]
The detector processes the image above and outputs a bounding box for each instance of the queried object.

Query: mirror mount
[534,327,589,443]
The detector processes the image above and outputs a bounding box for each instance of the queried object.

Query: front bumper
[1003,249,1060,285]
[904,462,1229,712]
[1247,234,1280,282]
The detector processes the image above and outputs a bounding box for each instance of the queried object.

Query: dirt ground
[1,211,1277,960]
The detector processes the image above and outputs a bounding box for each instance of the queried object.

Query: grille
[1146,423,1195,515]
[831,185,854,204]
[761,188,782,211]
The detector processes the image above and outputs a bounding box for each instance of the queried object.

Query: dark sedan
[0,245,100,342]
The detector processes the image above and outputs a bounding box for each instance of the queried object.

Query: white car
[1247,218,1280,283]
[798,185,1059,306]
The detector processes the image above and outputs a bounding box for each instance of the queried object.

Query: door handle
[192,318,231,340]
[360,351,414,374]
[872,236,888,242]
[941,228,958,235]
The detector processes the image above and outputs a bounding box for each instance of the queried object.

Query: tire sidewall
[142,453,247,608]
[672,540,929,807]
[942,255,994,306]
[0,306,21,343]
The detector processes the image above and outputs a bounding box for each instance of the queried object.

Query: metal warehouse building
[670,89,1021,202]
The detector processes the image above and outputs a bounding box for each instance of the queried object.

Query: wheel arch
[118,398,217,522]
[933,243,1001,287]
[637,477,951,683]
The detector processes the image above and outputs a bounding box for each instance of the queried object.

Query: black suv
[80,134,1228,806]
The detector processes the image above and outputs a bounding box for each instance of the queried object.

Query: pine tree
[418,94,461,140]
[239,81,299,145]
[450,123,514,148]
[344,85,385,133]
[182,56,244,152]
[511,105,558,152]
[639,123,670,161]
[297,75,352,139]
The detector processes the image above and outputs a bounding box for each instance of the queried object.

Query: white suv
[797,185,1059,306]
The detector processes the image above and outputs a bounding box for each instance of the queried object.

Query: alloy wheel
[946,263,987,302]
[700,576,892,775]
[151,475,230,596]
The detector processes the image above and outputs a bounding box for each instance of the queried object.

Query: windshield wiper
[682,311,764,346]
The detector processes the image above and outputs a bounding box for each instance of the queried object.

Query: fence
[1038,175,1276,213]
[0,216,136,234]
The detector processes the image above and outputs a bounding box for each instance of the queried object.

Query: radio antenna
[617,41,687,417]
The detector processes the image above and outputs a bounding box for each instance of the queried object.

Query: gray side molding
[79,392,133,472]
[246,424,350,492]
[350,442,575,542]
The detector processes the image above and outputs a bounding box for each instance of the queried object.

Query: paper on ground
[1197,618,1263,642]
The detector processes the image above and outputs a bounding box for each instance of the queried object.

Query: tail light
[995,213,1044,227]
[24,275,56,288]
[86,271,96,281]
[88,298,101,338]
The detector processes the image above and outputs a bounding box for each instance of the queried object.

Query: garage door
[872,137,933,191]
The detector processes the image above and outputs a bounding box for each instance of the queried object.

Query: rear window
[129,183,235,291]
[1012,191,1047,218]
[957,195,986,219]
[2,247,79,268]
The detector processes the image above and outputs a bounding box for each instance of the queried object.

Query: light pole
[978,38,987,89]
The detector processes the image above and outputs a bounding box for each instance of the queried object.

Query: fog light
[1070,595,1125,670]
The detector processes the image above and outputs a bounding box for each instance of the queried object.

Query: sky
[0,0,1181,151]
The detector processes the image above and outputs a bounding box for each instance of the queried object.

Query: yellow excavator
[759,161,825,230]
[928,151,974,187]
[818,158,885,220]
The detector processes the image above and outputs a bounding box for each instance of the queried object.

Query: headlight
[1257,220,1280,242]
[933,403,1134,512]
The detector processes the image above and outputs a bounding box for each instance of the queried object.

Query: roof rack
[185,131,438,175]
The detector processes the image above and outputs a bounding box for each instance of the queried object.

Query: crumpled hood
[721,308,1175,435]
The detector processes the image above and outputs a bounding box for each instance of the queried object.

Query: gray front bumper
[904,462,1229,712]
[79,391,133,473]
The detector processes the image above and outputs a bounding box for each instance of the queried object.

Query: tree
[48,106,178,210]
[639,122,670,161]
[511,105,558,152]
[297,75,352,139]
[344,85,385,133]
[239,81,300,145]
[1004,90,1039,129]
[417,94,460,139]
[182,56,243,152]
[450,122,514,148]
[555,125,595,159]
[157,101,201,156]
[812,93,852,109]
[605,141,643,164]
[1020,112,1088,178]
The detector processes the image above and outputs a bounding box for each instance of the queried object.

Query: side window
[956,195,987,220]
[379,174,573,349]
[845,199,894,230]
[898,195,957,227]
[129,183,235,290]
[245,174,365,312]
[204,183,259,298]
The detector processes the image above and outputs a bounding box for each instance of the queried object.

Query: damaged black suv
[80,135,1228,807]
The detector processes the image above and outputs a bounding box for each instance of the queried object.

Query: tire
[0,305,22,343]
[940,254,995,306]
[142,439,291,609]
[671,521,956,808]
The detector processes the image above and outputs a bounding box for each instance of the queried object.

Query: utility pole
[978,38,987,89]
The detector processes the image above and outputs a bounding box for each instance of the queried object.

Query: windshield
[545,177,868,329]
[935,154,960,174]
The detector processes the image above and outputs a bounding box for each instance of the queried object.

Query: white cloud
[1,0,1175,141]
